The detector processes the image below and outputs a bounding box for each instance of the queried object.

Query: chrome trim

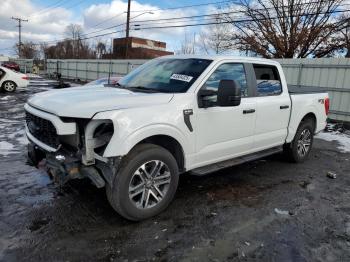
[24,103,76,135]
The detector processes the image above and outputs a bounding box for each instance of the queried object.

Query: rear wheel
[2,81,17,92]
[284,119,314,162]
[106,144,179,221]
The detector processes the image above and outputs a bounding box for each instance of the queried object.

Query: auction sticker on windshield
[170,74,193,82]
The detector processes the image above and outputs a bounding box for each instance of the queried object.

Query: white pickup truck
[25,56,329,221]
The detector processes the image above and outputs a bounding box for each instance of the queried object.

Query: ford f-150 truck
[25,56,329,221]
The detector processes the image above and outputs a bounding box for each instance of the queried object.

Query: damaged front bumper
[25,104,118,188]
[27,143,117,188]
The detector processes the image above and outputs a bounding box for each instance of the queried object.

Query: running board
[191,146,283,176]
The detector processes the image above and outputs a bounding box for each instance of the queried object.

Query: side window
[202,63,248,105]
[253,64,282,96]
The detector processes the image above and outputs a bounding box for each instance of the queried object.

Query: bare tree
[177,33,197,54]
[339,14,350,57]
[64,24,85,58]
[199,18,233,54]
[225,0,346,58]
[42,39,95,59]
[64,24,84,40]
[13,41,39,59]
[96,41,107,59]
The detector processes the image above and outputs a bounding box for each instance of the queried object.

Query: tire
[2,81,17,92]
[106,143,179,221]
[284,119,315,163]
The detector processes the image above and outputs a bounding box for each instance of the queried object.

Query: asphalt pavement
[1,84,350,262]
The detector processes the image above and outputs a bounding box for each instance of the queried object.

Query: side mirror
[197,89,217,108]
[217,80,241,107]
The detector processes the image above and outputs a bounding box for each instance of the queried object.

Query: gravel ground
[1,84,350,262]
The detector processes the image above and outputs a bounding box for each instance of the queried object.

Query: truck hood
[28,86,174,118]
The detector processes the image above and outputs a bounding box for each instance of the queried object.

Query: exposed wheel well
[301,113,317,133]
[136,135,185,173]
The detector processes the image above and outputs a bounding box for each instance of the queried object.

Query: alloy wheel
[129,160,171,209]
[4,82,15,92]
[297,129,311,157]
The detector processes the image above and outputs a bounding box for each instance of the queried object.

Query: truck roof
[160,54,280,65]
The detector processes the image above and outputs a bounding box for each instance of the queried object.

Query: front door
[194,62,257,167]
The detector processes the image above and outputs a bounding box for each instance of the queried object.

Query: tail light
[324,97,330,116]
[22,76,29,80]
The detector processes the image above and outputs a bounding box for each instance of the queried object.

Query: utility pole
[125,0,131,59]
[11,17,28,58]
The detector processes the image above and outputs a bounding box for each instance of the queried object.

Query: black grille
[26,111,59,148]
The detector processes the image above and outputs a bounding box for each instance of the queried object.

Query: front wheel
[106,144,179,221]
[2,81,17,92]
[284,119,314,163]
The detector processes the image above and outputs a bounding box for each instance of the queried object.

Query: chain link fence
[12,57,350,123]
[45,59,147,81]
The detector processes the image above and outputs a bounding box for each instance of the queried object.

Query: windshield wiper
[109,82,127,89]
[126,86,160,93]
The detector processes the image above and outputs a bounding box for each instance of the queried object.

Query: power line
[78,0,236,38]
[64,0,88,10]
[29,0,85,18]
[84,0,233,30]
[79,12,155,39]
[78,1,350,38]
[29,0,70,18]
[130,1,350,25]
[87,12,126,30]
[31,3,350,47]
[132,8,350,32]
[70,7,350,42]
[130,0,234,13]
[80,0,350,36]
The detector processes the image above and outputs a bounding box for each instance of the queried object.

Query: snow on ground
[26,73,43,80]
[0,96,12,101]
[315,131,350,153]
[0,141,16,156]
[8,129,28,146]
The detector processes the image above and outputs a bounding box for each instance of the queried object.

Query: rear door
[251,64,291,151]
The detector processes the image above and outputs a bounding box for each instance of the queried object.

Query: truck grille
[25,111,59,149]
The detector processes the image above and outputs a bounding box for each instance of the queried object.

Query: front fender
[102,123,191,159]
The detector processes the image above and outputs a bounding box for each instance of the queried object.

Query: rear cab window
[253,64,282,96]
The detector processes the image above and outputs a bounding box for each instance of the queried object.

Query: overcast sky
[0,0,228,56]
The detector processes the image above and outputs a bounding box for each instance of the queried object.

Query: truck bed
[288,85,328,94]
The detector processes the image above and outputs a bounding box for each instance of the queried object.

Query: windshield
[118,58,212,93]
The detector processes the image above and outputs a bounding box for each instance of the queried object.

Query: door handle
[243,109,256,114]
[280,105,290,109]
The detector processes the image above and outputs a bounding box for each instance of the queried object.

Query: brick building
[103,37,174,59]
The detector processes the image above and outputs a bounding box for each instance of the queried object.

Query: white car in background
[0,66,29,92]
